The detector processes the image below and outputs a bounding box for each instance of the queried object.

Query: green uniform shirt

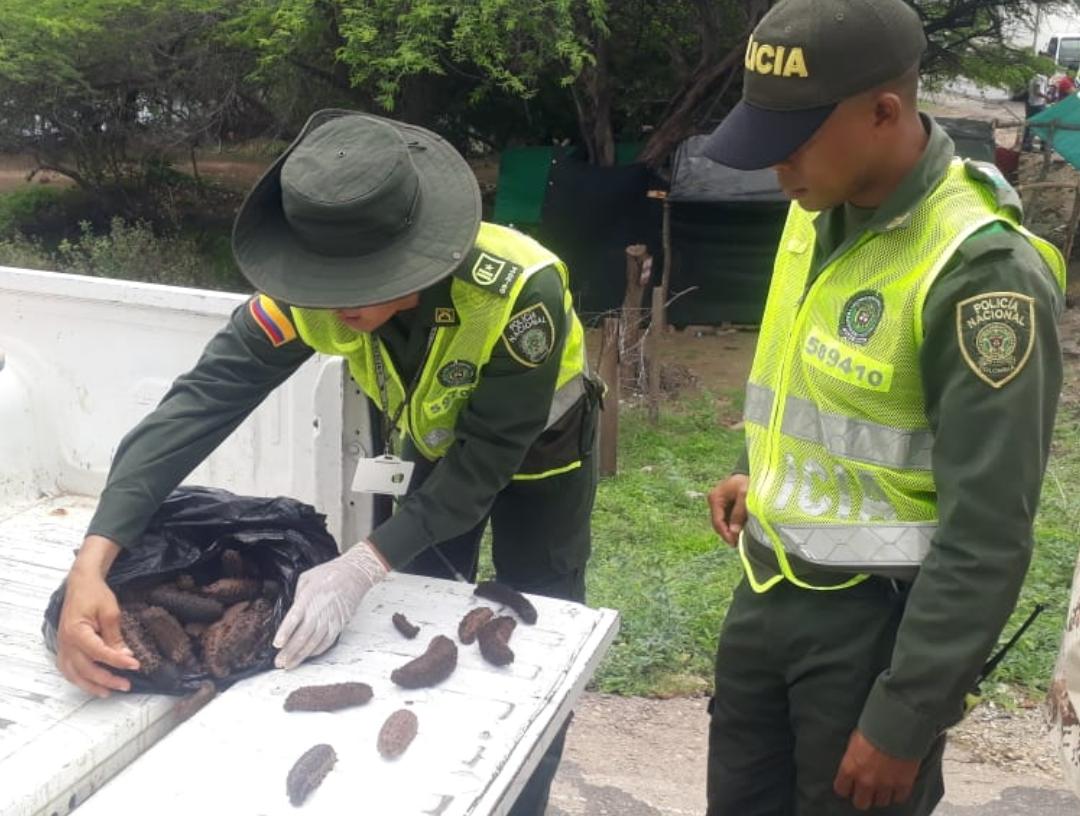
[733,116,1064,758]
[86,265,572,570]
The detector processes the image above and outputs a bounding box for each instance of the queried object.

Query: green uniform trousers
[707,577,946,816]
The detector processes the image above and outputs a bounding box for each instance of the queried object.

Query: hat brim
[232,110,482,309]
[703,100,837,171]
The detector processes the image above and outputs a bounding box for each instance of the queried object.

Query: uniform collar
[857,114,955,234]
[811,115,955,266]
[415,276,458,327]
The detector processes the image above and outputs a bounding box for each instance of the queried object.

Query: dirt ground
[551,693,1079,815]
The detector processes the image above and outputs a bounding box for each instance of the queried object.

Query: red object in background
[1060,76,1077,97]
[995,145,1020,178]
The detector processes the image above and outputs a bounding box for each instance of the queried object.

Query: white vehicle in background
[1045,32,1080,70]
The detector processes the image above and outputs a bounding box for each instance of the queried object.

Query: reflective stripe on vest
[291,222,587,462]
[742,160,1066,592]
[746,383,933,470]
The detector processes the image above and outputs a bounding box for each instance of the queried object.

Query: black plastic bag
[42,486,340,694]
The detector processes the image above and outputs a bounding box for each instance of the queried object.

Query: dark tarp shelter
[936,117,996,164]
[492,118,996,328]
[664,119,998,326]
[494,146,661,318]
[665,134,788,326]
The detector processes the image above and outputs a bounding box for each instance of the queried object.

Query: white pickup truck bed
[0,268,619,815]
[1,495,182,816]
[1,494,618,816]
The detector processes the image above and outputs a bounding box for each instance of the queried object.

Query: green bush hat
[233,109,481,308]
[704,0,927,170]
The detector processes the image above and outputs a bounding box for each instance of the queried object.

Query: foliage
[0,234,56,271]
[0,187,68,238]
[0,0,264,201]
[915,0,1074,91]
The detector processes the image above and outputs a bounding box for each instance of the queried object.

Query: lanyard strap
[371,328,437,456]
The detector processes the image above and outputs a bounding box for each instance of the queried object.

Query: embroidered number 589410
[803,329,893,392]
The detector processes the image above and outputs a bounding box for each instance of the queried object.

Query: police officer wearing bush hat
[56,109,599,815]
[705,0,1065,812]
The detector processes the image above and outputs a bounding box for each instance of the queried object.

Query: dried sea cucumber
[148,585,224,624]
[286,743,337,806]
[120,608,181,688]
[473,581,537,625]
[392,612,420,639]
[284,682,374,712]
[200,599,274,678]
[120,609,164,676]
[458,607,495,645]
[477,615,517,667]
[377,709,418,759]
[390,635,458,689]
[220,548,252,579]
[137,605,196,668]
[201,577,261,605]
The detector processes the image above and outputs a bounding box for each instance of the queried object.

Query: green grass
[585,394,746,696]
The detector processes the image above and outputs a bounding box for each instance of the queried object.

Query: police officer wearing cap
[704,0,1065,812]
[54,110,599,815]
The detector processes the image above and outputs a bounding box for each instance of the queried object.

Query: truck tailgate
[74,574,618,815]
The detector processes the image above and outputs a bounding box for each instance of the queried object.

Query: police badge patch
[437,359,477,387]
[956,291,1035,388]
[839,290,884,345]
[503,302,555,367]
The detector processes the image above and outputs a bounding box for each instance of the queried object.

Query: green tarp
[1030,94,1080,171]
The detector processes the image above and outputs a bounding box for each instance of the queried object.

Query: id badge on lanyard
[351,454,415,497]
[355,330,434,497]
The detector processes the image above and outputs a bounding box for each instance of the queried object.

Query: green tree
[0,0,263,205]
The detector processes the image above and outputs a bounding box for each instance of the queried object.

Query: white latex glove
[273,541,388,670]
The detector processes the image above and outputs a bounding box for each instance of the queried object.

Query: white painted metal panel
[0,266,374,543]
[73,575,619,816]
[0,497,186,816]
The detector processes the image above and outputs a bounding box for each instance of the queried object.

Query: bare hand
[56,537,140,697]
[708,474,749,546]
[833,730,920,810]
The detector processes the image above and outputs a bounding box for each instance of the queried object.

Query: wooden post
[1040,121,1057,181]
[647,287,663,425]
[647,189,672,335]
[1065,182,1080,263]
[660,196,673,333]
[599,317,620,476]
[620,244,650,390]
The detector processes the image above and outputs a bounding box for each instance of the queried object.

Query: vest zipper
[760,232,875,506]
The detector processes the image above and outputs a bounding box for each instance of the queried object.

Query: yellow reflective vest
[291,222,587,464]
[742,160,1066,592]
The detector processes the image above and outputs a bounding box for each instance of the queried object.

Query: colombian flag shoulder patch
[248,294,298,347]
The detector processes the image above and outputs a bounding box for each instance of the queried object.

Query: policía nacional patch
[502,302,555,367]
[839,290,884,346]
[956,291,1035,388]
[248,294,297,347]
[436,359,477,387]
